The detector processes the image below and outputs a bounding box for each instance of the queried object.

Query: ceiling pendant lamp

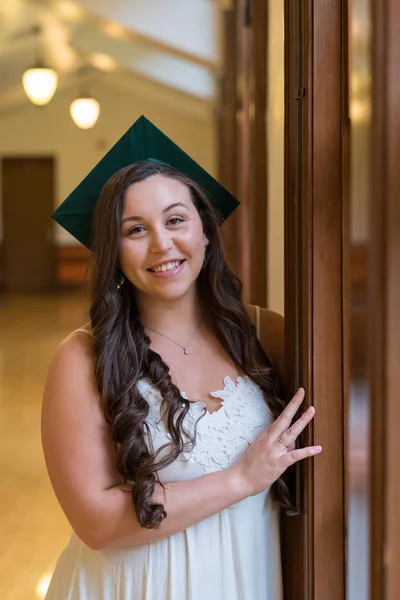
[70,96,100,129]
[21,25,58,106]
[22,65,58,106]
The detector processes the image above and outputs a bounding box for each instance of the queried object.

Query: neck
[135,289,205,337]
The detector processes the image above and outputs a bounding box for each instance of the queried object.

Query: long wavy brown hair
[89,160,294,528]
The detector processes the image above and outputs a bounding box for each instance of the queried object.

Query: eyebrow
[121,202,191,224]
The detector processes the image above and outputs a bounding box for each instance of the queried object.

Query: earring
[116,273,125,290]
[202,245,208,270]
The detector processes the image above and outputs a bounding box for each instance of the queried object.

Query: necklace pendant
[183,347,190,355]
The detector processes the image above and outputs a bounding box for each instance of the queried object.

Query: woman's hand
[231,388,321,497]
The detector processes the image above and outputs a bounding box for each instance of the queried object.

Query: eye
[167,216,185,226]
[127,225,146,236]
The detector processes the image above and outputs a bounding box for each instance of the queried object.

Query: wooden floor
[0,292,89,600]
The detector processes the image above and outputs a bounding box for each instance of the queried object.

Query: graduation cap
[52,115,239,248]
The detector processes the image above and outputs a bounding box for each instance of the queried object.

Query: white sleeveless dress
[45,308,283,600]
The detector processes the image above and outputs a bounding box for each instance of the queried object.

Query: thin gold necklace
[144,320,202,355]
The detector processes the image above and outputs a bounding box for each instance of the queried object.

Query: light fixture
[21,25,58,106]
[70,97,100,129]
[22,66,58,106]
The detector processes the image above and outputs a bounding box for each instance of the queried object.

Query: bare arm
[87,469,244,549]
[41,333,247,551]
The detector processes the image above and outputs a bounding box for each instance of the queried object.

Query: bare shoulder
[244,303,285,377]
[42,327,105,438]
[59,327,93,358]
[45,329,94,390]
[41,328,122,546]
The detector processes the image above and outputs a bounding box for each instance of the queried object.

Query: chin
[138,280,198,302]
[153,285,195,301]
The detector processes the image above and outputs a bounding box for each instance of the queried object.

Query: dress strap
[72,323,93,336]
[255,305,261,340]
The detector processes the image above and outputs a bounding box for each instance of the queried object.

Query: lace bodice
[137,375,274,479]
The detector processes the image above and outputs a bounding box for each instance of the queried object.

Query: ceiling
[0,0,225,115]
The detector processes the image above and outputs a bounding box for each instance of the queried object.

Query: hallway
[0,293,88,599]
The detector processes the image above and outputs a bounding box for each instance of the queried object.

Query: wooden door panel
[283,0,347,598]
[369,0,400,597]
[2,158,56,292]
[218,0,268,306]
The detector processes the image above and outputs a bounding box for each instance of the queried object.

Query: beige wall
[267,0,285,315]
[0,81,216,245]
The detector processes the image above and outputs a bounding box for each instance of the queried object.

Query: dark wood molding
[218,0,240,275]
[249,0,268,306]
[0,243,90,290]
[282,4,306,597]
[56,245,91,288]
[283,1,347,598]
[235,0,253,299]
[218,0,268,306]
[369,0,400,597]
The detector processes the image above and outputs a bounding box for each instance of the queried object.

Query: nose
[149,228,173,254]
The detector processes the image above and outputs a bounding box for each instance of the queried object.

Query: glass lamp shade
[22,68,58,106]
[70,97,100,129]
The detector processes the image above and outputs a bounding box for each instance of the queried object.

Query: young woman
[42,122,321,599]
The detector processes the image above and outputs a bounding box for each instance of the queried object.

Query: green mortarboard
[52,115,239,248]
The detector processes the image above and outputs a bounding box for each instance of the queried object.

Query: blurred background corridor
[2,2,231,597]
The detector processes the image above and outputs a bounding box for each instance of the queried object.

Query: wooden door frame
[369,0,400,597]
[235,0,253,299]
[283,1,348,599]
[218,1,239,272]
[218,1,348,597]
[248,0,268,306]
[218,0,268,306]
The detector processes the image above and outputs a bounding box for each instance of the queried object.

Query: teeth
[152,261,181,273]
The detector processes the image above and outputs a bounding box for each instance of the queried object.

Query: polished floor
[0,293,89,600]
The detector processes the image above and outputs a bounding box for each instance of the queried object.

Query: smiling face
[119,174,209,302]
